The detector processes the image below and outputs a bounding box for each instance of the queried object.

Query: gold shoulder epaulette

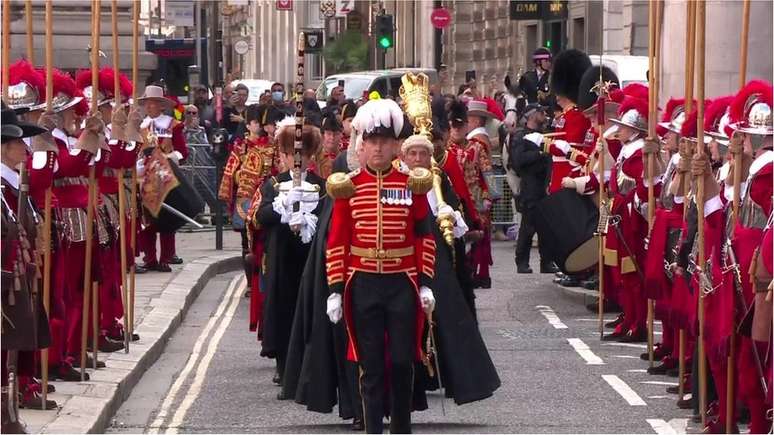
[407,167,433,194]
[270,176,280,191]
[326,172,356,199]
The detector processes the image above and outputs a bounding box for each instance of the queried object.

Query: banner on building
[304,30,324,53]
[509,0,567,21]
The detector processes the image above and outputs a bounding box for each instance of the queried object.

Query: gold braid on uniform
[407,167,433,194]
[326,172,356,199]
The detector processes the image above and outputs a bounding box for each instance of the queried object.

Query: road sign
[430,7,452,29]
[234,39,249,55]
[276,0,292,11]
[320,0,336,18]
[336,0,353,17]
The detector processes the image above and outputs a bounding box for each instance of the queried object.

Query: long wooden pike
[25,0,33,62]
[726,1,750,431]
[40,0,54,411]
[80,0,100,380]
[695,0,708,425]
[112,0,130,354]
[677,0,696,406]
[597,9,606,341]
[645,0,656,369]
[128,0,139,341]
[2,0,9,99]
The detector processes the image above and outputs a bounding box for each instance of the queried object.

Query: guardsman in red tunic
[137,85,188,272]
[542,49,592,194]
[324,99,436,434]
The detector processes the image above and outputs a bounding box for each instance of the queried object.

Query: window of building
[573,17,585,50]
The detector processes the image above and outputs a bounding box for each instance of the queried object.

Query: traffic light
[375,14,394,49]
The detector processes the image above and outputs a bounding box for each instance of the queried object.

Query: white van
[588,55,648,88]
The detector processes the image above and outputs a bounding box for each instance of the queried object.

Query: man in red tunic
[325,99,436,434]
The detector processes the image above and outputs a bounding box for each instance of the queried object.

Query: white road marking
[647,418,688,434]
[147,275,242,433]
[640,380,679,386]
[602,375,647,406]
[627,369,648,373]
[567,338,604,365]
[575,318,616,322]
[535,305,568,329]
[603,342,648,349]
[613,355,641,359]
[165,276,246,433]
[647,395,671,399]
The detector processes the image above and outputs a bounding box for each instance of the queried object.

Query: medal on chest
[380,188,412,206]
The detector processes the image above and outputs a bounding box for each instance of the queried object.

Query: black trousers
[351,272,417,434]
[515,208,549,266]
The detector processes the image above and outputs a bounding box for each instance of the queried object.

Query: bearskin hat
[549,49,592,103]
[447,99,468,126]
[577,65,620,111]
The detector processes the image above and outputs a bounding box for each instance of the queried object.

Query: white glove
[326,293,343,324]
[523,132,544,148]
[561,177,576,189]
[451,210,469,239]
[166,150,183,164]
[420,286,435,314]
[283,186,304,207]
[436,203,456,220]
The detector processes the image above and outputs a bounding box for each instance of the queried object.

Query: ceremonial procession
[0,1,772,434]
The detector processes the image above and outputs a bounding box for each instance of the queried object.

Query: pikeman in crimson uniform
[74,67,137,350]
[601,94,658,343]
[324,98,437,434]
[137,85,188,272]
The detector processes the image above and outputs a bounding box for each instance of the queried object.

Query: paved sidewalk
[20,230,242,434]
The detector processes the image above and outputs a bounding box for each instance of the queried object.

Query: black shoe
[89,337,125,353]
[20,394,58,410]
[134,265,148,274]
[517,264,533,274]
[540,262,559,274]
[72,355,106,369]
[677,398,693,409]
[272,373,281,385]
[558,276,582,287]
[619,329,647,343]
[169,256,183,265]
[582,277,599,290]
[156,263,172,272]
[605,314,624,328]
[351,417,364,431]
[602,330,627,341]
[53,364,88,382]
[475,277,491,289]
[666,367,680,377]
[646,362,673,375]
[244,289,251,298]
[140,262,158,271]
[553,272,566,283]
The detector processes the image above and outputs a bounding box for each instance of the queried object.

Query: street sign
[234,39,249,55]
[347,12,362,30]
[276,0,293,11]
[320,0,336,18]
[336,0,353,17]
[509,0,568,21]
[166,0,194,27]
[304,30,324,53]
[430,7,452,29]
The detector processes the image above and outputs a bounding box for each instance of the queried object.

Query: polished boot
[646,356,677,375]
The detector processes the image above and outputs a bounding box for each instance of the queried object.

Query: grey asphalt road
[108,242,698,434]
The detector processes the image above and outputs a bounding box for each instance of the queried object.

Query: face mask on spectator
[272,91,284,102]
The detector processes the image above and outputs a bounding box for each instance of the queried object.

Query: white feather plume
[351,99,404,138]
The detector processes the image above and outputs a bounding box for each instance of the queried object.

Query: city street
[107,242,698,434]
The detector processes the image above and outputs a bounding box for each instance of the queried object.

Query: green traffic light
[545,40,552,48]
[378,36,392,49]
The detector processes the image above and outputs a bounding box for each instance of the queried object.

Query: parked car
[230,79,275,105]
[588,55,648,88]
[316,68,438,107]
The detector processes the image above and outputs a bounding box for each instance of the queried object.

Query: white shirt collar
[619,137,644,161]
[1,163,20,189]
[141,114,173,130]
[749,150,774,177]
[52,128,78,150]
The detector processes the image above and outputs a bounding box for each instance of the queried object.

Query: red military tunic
[546,105,591,193]
[325,165,436,361]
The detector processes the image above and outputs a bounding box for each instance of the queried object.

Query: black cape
[257,171,325,363]
[417,174,501,404]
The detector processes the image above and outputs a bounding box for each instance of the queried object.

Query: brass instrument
[400,72,456,246]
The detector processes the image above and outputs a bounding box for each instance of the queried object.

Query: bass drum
[533,188,599,274]
[150,159,205,233]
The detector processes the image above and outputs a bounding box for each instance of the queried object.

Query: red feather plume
[661,98,685,123]
[74,69,93,92]
[617,95,649,121]
[729,79,773,126]
[608,88,625,104]
[9,60,46,102]
[621,83,649,102]
[703,96,733,133]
